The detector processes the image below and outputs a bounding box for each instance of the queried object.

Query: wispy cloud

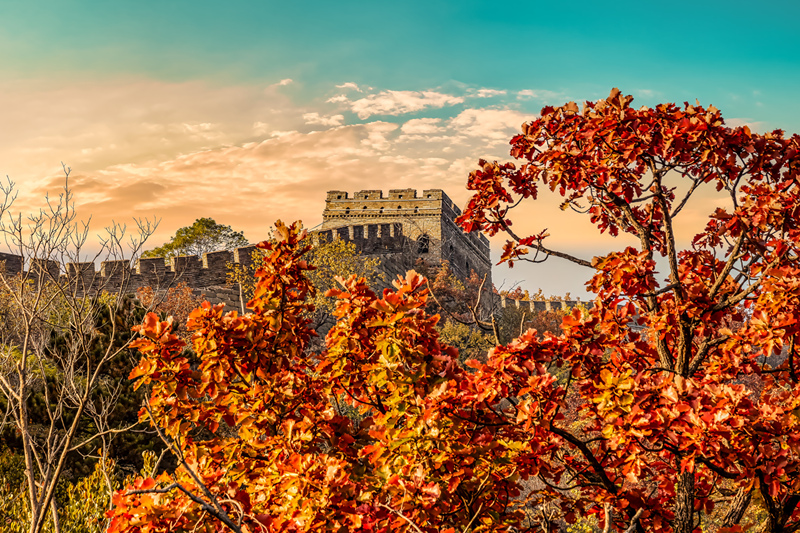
[335,82,364,92]
[400,118,444,134]
[517,89,563,102]
[449,108,527,141]
[469,88,507,98]
[340,90,465,119]
[2,78,574,259]
[303,112,345,126]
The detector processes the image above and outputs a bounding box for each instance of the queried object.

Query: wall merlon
[66,262,95,276]
[170,255,202,273]
[498,296,585,311]
[387,188,418,199]
[203,250,233,270]
[233,246,259,269]
[327,191,349,200]
[31,258,60,278]
[0,252,23,275]
[137,257,168,277]
[421,189,443,200]
[355,190,384,200]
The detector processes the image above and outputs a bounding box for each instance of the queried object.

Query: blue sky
[1,0,798,295]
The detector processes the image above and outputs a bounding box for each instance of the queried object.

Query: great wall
[0,188,583,312]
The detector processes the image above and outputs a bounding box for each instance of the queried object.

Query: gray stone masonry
[320,188,492,286]
[0,188,584,314]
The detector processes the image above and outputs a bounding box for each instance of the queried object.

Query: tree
[456,89,800,532]
[107,222,529,533]
[136,283,205,344]
[105,90,800,533]
[142,218,247,261]
[0,168,157,533]
[227,235,383,333]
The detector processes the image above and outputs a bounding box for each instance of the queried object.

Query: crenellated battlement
[0,245,262,298]
[0,188,496,312]
[309,222,407,253]
[497,296,584,312]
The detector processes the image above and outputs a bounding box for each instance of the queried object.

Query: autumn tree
[413,260,495,362]
[104,90,800,533]
[107,222,532,533]
[457,89,800,532]
[136,282,205,344]
[143,218,247,261]
[227,235,383,332]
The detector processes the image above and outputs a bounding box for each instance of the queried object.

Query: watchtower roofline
[322,188,488,246]
[325,188,444,202]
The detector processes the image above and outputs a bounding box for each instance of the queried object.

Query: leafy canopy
[107,221,529,533]
[142,217,247,260]
[456,88,800,533]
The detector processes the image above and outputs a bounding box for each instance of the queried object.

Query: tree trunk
[673,471,695,533]
[721,486,752,529]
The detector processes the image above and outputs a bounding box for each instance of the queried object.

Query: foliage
[305,238,383,321]
[436,318,494,364]
[142,217,248,260]
[494,304,567,346]
[104,90,800,533]
[0,447,162,533]
[137,282,206,343]
[227,234,383,330]
[456,89,800,532]
[107,221,530,533]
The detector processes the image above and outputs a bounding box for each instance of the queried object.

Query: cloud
[278,79,293,86]
[303,112,345,126]
[401,118,444,134]
[336,82,363,92]
[253,121,270,135]
[345,90,464,119]
[449,108,528,141]
[725,118,767,132]
[0,77,561,260]
[469,88,507,98]
[517,89,563,102]
[327,94,350,103]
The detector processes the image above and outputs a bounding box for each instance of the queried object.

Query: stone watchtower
[317,188,492,287]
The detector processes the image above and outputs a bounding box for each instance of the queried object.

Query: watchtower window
[399,194,403,199]
[397,205,402,210]
[363,206,367,209]
[427,194,432,198]
[345,208,350,214]
[414,207,418,213]
[380,207,384,213]
[337,195,342,199]
[417,234,430,254]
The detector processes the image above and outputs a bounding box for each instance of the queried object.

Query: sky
[1,0,798,296]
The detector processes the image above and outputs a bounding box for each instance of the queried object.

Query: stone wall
[321,188,492,286]
[3,189,579,314]
[0,245,261,308]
